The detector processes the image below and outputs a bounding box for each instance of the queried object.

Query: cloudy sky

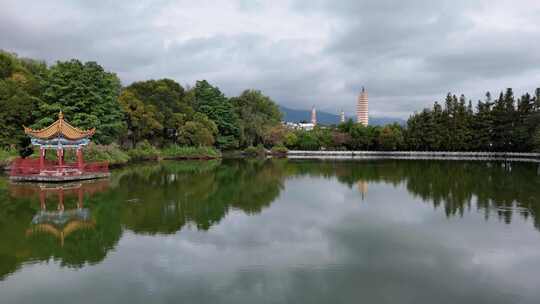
[1,0,539,118]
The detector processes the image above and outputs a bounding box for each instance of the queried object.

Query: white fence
[286,150,540,162]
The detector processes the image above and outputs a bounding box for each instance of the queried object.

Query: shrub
[284,132,298,148]
[84,143,130,166]
[244,145,267,157]
[0,148,18,167]
[296,132,320,150]
[127,140,160,161]
[270,145,288,156]
[161,145,221,159]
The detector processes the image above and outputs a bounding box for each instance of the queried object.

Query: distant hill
[279,105,406,126]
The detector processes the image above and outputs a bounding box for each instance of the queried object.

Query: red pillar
[77,148,84,171]
[39,147,45,172]
[57,148,64,167]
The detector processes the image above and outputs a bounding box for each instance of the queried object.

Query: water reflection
[0,159,539,302]
[357,180,368,200]
[138,159,538,231]
[19,183,99,247]
[116,159,285,233]
[1,179,117,280]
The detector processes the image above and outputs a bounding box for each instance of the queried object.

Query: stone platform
[9,172,110,182]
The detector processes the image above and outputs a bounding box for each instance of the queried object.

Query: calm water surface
[1,159,540,304]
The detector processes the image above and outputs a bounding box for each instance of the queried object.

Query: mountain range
[279,106,406,126]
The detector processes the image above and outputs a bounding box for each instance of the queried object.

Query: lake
[1,159,540,304]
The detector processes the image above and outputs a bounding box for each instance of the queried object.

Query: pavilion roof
[24,112,95,140]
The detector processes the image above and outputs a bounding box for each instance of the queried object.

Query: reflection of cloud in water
[6,177,537,303]
[2,160,540,303]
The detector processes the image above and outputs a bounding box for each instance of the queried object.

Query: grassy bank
[161,145,221,159]
[0,144,221,169]
[0,149,18,168]
[98,144,221,165]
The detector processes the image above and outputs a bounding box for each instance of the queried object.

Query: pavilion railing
[10,158,109,176]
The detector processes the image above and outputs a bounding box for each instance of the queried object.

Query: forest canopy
[1,49,540,153]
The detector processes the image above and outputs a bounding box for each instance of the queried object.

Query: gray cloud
[1,0,539,118]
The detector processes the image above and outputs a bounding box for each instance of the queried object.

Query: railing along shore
[286,151,540,162]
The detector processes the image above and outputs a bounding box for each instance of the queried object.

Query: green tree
[118,90,162,147]
[0,51,43,149]
[534,127,540,152]
[379,124,404,151]
[0,51,15,79]
[491,89,516,151]
[348,124,368,150]
[231,89,282,147]
[35,59,125,144]
[313,127,333,149]
[471,93,494,151]
[284,131,298,148]
[193,80,240,149]
[263,125,287,147]
[177,113,218,146]
[123,79,192,143]
[515,93,535,152]
[296,130,320,150]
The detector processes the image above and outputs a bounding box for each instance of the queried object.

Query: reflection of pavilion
[357,181,368,200]
[9,180,108,246]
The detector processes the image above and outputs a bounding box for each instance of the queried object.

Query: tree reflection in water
[0,158,539,280]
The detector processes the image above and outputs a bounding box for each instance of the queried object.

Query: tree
[123,79,192,142]
[231,89,282,147]
[0,51,43,149]
[379,124,404,151]
[295,130,320,150]
[313,127,333,149]
[177,122,215,146]
[263,125,287,147]
[348,124,376,150]
[471,92,494,151]
[331,131,350,149]
[534,127,540,152]
[118,90,162,147]
[35,59,125,144]
[491,89,516,151]
[177,112,218,147]
[284,131,298,148]
[0,51,15,79]
[193,80,240,149]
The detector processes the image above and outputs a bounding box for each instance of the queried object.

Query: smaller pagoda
[9,112,110,182]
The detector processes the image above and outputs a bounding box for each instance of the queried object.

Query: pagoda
[9,112,109,181]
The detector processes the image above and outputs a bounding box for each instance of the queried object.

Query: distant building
[311,106,317,125]
[284,122,315,131]
[340,109,345,123]
[356,87,368,126]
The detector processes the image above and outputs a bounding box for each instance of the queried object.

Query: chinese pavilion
[9,112,109,181]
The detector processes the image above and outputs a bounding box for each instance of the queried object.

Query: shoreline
[286,150,540,163]
[3,150,540,173]
[1,155,221,173]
